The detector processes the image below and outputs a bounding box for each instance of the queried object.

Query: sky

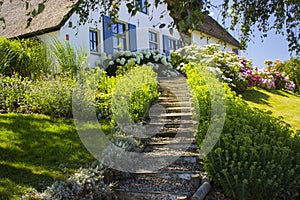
[238,29,291,69]
[208,1,293,69]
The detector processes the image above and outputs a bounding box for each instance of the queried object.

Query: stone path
[114,77,204,200]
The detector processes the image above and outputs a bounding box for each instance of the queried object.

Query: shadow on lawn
[242,89,271,106]
[0,114,94,198]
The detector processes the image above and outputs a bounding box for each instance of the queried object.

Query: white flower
[153,55,160,62]
[109,61,114,65]
[120,58,126,65]
[125,51,132,57]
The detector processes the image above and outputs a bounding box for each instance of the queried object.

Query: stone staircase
[114,76,203,200]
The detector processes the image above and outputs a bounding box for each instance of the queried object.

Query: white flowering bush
[173,44,255,93]
[98,50,176,77]
[24,163,115,200]
[172,44,297,93]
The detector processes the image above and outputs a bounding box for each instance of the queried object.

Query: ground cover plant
[184,61,300,200]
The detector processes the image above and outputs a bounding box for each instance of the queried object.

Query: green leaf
[25,1,29,10]
[0,17,5,29]
[26,18,32,28]
[37,3,45,14]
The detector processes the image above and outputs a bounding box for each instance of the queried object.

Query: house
[0,0,242,68]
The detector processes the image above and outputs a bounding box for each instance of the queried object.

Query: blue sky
[239,29,291,69]
[209,1,292,69]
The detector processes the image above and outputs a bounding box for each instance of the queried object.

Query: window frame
[149,30,159,50]
[168,37,177,51]
[89,29,99,53]
[112,22,128,52]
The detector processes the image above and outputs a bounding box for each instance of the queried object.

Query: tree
[1,0,300,54]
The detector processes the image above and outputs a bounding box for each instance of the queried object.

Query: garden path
[114,76,205,200]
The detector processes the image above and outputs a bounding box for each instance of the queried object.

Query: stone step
[159,87,190,92]
[147,123,196,130]
[158,97,192,102]
[158,77,187,81]
[159,93,193,98]
[152,130,195,138]
[115,190,189,200]
[150,112,194,118]
[148,119,197,125]
[150,106,193,113]
[158,101,194,107]
[146,137,197,146]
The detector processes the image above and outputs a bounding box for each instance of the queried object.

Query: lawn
[0,113,113,199]
[242,87,300,132]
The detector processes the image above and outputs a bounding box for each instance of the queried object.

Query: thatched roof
[0,0,241,48]
[0,0,75,38]
[199,16,242,48]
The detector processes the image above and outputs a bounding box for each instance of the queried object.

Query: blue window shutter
[163,35,170,56]
[103,15,113,55]
[233,48,239,55]
[129,23,137,52]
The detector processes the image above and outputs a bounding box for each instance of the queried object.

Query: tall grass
[50,39,87,76]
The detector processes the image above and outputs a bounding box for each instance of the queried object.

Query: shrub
[0,37,50,78]
[0,73,74,117]
[254,59,296,91]
[173,45,296,93]
[96,63,159,123]
[273,58,300,93]
[99,50,176,77]
[95,71,119,119]
[0,74,31,112]
[23,74,75,118]
[24,162,115,200]
[174,44,255,93]
[186,62,300,200]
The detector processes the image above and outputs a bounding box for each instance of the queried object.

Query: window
[149,31,158,50]
[233,48,239,55]
[89,29,99,52]
[169,38,176,51]
[112,22,127,52]
[136,0,147,14]
[177,40,183,49]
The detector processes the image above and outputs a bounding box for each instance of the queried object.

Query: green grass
[242,87,300,132]
[0,113,111,199]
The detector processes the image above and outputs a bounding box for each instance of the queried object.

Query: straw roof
[0,0,75,38]
[0,0,241,48]
[199,16,242,48]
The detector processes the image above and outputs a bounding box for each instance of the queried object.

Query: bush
[24,162,115,200]
[173,45,296,93]
[100,50,176,77]
[273,58,300,93]
[174,44,255,93]
[0,74,31,112]
[0,37,50,78]
[0,73,74,117]
[23,74,75,118]
[186,62,300,200]
[95,63,159,123]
